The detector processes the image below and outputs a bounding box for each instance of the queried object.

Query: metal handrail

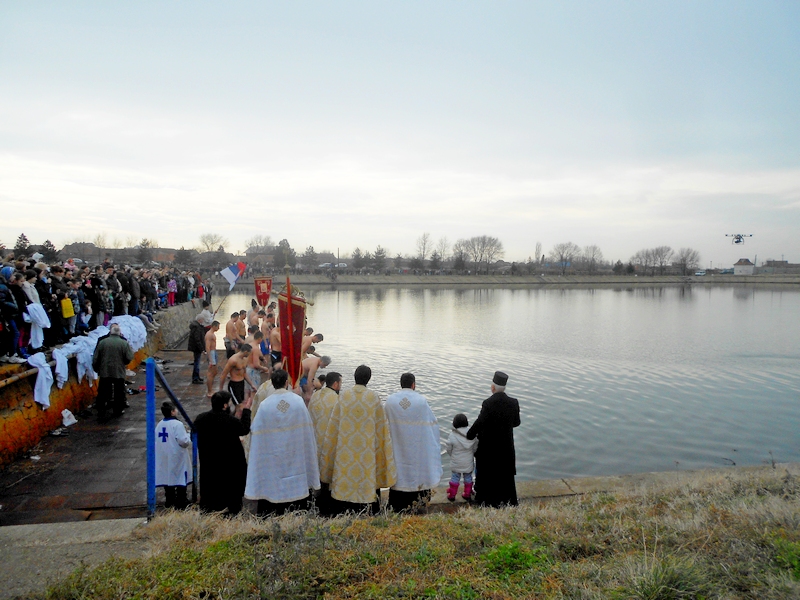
[146,358,199,517]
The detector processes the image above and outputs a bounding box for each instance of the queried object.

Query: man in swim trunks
[301,333,323,360]
[205,320,220,398]
[224,312,242,359]
[237,310,248,341]
[300,354,331,404]
[245,330,270,401]
[218,343,257,405]
[269,321,282,366]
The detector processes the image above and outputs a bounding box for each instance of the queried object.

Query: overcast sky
[2,1,799,267]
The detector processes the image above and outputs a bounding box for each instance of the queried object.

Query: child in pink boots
[445,413,479,501]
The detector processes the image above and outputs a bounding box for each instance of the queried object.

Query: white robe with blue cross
[155,417,193,487]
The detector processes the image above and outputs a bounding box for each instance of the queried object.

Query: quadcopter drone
[726,234,753,245]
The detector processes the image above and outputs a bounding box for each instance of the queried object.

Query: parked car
[318,262,332,268]
[336,263,348,268]
[695,270,706,276]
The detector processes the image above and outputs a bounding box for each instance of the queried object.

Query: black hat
[493,371,508,386]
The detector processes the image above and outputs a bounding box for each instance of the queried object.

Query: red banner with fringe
[254,277,273,307]
[277,289,306,386]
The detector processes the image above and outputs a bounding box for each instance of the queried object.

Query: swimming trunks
[208,349,217,366]
[270,351,282,364]
[228,380,245,405]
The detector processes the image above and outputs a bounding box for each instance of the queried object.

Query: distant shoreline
[225,273,800,289]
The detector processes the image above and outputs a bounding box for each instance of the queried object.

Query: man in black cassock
[194,390,252,515]
[466,371,520,507]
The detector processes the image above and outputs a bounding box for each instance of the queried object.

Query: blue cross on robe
[158,427,169,442]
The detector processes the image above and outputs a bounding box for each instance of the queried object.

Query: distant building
[245,246,274,266]
[733,258,755,276]
[759,260,800,275]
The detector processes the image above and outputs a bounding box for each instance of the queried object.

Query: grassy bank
[38,467,799,599]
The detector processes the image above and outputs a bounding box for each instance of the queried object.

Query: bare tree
[452,239,469,272]
[631,248,655,275]
[652,246,674,275]
[244,234,273,251]
[125,235,137,248]
[483,236,504,270]
[199,233,230,253]
[534,241,543,264]
[675,247,701,276]
[436,236,449,262]
[92,232,107,249]
[549,242,581,275]
[463,235,504,274]
[464,237,483,273]
[416,232,431,261]
[582,245,604,274]
[111,238,122,249]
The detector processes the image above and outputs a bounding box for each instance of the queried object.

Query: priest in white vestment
[245,369,320,516]
[384,372,443,512]
[155,402,193,509]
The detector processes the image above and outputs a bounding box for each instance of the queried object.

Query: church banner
[254,276,273,307]
[277,290,306,386]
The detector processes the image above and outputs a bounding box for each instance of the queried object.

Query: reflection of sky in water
[217,285,800,482]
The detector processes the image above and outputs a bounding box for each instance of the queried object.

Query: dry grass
[36,467,800,599]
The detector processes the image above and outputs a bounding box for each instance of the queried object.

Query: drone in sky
[726,234,753,245]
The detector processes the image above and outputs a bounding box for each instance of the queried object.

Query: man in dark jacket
[194,391,252,515]
[92,323,134,420]
[187,314,207,384]
[466,371,521,507]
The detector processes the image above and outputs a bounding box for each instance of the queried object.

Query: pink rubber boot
[462,482,473,500]
[447,482,459,502]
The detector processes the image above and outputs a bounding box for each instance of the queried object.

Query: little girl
[445,413,479,501]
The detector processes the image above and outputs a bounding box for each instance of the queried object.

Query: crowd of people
[157,297,522,516]
[0,251,212,364]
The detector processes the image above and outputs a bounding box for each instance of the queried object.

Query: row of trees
[630,246,701,276]
[3,231,702,277]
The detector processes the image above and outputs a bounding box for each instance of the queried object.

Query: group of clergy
[192,364,520,516]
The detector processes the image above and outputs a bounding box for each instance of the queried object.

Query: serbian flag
[220,262,246,291]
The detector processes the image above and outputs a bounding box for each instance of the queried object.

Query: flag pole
[211,263,246,318]
[283,265,297,385]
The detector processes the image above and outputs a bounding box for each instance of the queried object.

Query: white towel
[26,352,53,409]
[52,347,70,389]
[109,315,148,352]
[24,304,51,349]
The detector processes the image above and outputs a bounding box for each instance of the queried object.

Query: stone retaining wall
[0,300,202,466]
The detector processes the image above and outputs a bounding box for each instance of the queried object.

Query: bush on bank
[40,468,800,599]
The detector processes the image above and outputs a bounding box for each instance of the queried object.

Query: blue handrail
[146,358,199,517]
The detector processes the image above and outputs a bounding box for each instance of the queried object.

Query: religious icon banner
[254,276,273,307]
[277,291,306,386]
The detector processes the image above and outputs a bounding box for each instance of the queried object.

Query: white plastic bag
[61,409,77,427]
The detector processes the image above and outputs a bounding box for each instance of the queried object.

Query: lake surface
[216,284,800,483]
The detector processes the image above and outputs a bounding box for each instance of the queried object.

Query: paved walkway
[0,350,208,526]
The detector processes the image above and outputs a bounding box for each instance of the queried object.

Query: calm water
[216,285,800,482]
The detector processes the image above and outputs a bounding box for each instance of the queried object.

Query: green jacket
[92,334,135,379]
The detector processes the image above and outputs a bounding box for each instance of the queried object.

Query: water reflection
[216,285,800,482]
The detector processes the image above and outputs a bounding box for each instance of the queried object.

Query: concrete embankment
[229,273,800,288]
[0,300,203,467]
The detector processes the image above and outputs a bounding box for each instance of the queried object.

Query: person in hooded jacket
[445,413,479,501]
